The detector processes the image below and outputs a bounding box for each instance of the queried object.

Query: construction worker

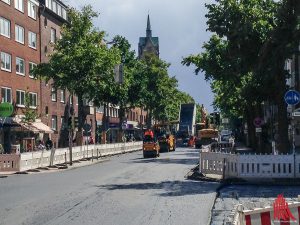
[144,129,154,139]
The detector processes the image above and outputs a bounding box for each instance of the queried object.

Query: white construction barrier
[233,201,300,225]
[200,151,300,179]
[0,154,20,172]
[3,142,142,172]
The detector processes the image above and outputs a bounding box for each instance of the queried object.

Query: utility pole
[68,103,74,166]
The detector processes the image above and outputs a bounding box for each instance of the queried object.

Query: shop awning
[14,117,54,134]
[31,121,54,134]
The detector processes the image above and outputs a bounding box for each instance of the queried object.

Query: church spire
[146,14,152,37]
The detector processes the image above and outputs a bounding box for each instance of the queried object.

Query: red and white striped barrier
[237,202,300,225]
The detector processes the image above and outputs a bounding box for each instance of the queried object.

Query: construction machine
[143,129,160,158]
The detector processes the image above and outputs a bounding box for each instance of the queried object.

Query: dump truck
[178,103,196,137]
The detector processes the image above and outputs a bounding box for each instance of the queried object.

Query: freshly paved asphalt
[0,147,219,225]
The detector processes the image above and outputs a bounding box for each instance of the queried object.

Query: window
[1,87,12,103]
[51,115,57,130]
[62,8,67,20]
[16,57,25,75]
[28,1,36,19]
[16,90,25,106]
[0,17,10,38]
[14,0,23,12]
[60,89,65,103]
[60,116,65,129]
[29,92,37,107]
[29,62,36,78]
[28,31,37,48]
[52,0,56,13]
[15,25,24,44]
[1,52,11,72]
[1,0,10,5]
[69,95,73,105]
[45,0,51,9]
[51,87,57,101]
[57,4,61,16]
[50,28,56,43]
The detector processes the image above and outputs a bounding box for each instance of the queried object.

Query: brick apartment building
[0,0,147,152]
[38,0,96,148]
[39,0,73,148]
[95,105,147,143]
[0,0,42,152]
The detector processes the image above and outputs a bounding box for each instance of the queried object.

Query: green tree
[195,104,203,124]
[256,0,300,153]
[22,89,37,124]
[131,53,179,127]
[34,5,120,145]
[111,35,138,133]
[183,0,282,151]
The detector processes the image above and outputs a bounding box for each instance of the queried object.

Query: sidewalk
[211,184,300,225]
[0,156,111,177]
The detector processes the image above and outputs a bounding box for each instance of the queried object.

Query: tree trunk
[275,64,290,153]
[118,106,126,142]
[147,110,152,129]
[77,93,85,146]
[246,106,257,150]
[101,103,107,144]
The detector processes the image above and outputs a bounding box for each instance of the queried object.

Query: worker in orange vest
[144,129,154,138]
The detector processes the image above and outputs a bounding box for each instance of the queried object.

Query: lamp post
[68,102,74,166]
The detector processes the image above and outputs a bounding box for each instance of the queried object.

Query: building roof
[139,37,159,47]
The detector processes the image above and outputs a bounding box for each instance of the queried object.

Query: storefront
[0,116,53,154]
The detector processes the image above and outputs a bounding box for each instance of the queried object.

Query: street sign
[222,118,229,124]
[256,127,262,133]
[284,90,300,105]
[293,111,300,117]
[253,117,263,128]
[0,102,13,117]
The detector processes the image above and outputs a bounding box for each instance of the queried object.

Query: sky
[66,0,215,112]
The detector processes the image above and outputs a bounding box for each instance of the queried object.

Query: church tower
[138,14,159,58]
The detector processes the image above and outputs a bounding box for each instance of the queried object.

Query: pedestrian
[26,142,32,151]
[37,140,45,151]
[89,136,94,144]
[46,137,53,150]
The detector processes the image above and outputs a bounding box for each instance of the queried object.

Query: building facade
[39,0,69,148]
[39,0,96,148]
[0,1,150,152]
[0,0,41,152]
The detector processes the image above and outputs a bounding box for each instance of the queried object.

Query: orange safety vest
[145,130,154,138]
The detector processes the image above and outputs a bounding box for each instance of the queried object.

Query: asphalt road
[0,147,219,225]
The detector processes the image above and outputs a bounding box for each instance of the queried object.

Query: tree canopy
[33,5,120,145]
[183,0,299,152]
